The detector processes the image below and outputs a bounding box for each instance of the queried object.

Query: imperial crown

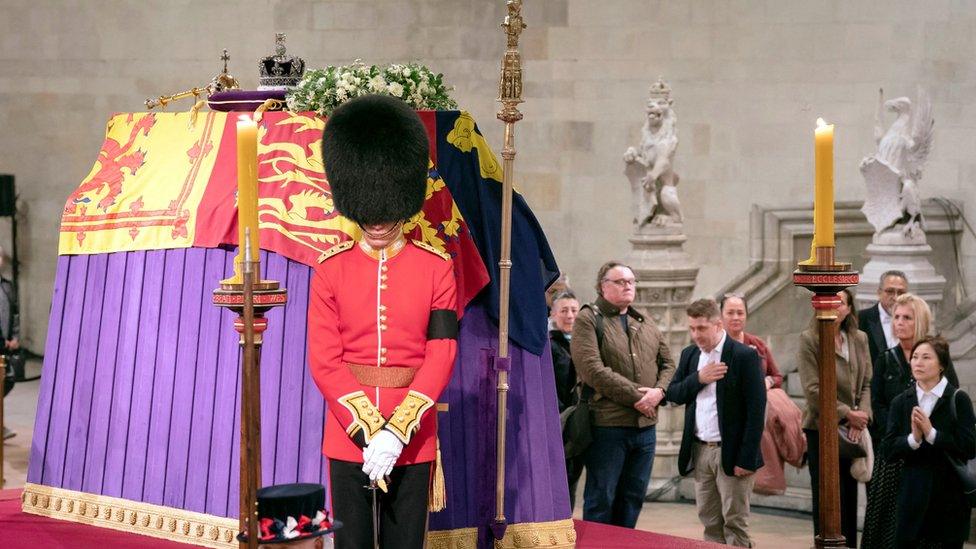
[258,33,305,90]
[648,77,672,101]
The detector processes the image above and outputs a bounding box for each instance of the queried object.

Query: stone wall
[1,0,974,351]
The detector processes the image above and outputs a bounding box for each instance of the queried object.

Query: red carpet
[573,518,722,548]
[2,489,718,548]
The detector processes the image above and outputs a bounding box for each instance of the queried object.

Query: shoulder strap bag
[945,387,976,506]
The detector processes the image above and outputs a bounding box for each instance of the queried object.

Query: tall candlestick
[237,116,260,264]
[802,118,835,265]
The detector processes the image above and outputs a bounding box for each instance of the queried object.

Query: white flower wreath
[286,60,458,116]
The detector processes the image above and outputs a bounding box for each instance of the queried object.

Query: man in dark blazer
[858,270,908,367]
[667,298,765,547]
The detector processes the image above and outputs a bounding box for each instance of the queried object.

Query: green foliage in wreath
[286,60,458,116]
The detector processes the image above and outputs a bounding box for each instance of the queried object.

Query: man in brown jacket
[571,261,676,527]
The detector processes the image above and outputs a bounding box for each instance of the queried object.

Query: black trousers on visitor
[804,429,858,548]
[567,454,585,510]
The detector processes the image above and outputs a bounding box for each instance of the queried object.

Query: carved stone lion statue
[624,78,681,229]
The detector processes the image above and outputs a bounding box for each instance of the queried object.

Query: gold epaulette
[338,391,385,443]
[317,240,355,263]
[411,239,450,260]
[384,390,436,444]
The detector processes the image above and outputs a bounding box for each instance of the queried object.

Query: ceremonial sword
[366,477,387,549]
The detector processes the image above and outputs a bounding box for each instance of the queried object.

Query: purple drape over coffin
[29,247,570,532]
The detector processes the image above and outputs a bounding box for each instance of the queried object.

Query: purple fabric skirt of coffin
[207,89,287,112]
[29,248,570,544]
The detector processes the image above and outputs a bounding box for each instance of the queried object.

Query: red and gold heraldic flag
[59,110,488,312]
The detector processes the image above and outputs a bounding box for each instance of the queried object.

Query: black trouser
[567,454,585,510]
[329,459,430,549]
[805,429,858,548]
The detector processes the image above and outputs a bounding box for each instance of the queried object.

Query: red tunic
[308,236,457,465]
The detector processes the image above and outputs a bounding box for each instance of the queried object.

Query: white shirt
[907,376,948,449]
[878,303,897,350]
[695,330,727,443]
[836,331,849,362]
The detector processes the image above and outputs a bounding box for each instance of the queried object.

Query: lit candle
[801,118,835,265]
[813,118,834,249]
[237,116,260,264]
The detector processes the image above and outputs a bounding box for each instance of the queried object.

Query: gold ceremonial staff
[492,0,525,539]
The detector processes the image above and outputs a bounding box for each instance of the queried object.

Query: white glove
[362,430,404,482]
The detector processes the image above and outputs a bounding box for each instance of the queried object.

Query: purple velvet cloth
[29,248,570,543]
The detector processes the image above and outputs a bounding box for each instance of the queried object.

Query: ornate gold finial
[213,48,240,92]
[497,0,526,123]
[501,0,526,48]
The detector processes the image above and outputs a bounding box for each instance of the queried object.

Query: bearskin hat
[321,94,429,226]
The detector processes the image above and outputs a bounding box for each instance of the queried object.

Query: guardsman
[308,94,458,549]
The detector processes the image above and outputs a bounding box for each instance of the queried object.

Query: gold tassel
[253,99,283,124]
[187,99,207,129]
[428,438,446,512]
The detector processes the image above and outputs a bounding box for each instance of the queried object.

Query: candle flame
[816,117,828,128]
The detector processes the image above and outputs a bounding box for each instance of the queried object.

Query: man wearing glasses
[858,270,909,367]
[570,261,676,527]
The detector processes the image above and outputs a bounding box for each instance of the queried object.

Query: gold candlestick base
[797,246,851,272]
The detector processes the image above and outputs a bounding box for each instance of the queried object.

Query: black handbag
[559,303,611,460]
[2,353,13,397]
[946,388,976,506]
[838,426,867,459]
[561,383,593,459]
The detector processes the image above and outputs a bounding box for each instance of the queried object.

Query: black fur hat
[321,94,429,226]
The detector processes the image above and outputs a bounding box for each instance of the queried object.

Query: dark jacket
[885,385,976,546]
[858,303,886,368]
[571,296,676,428]
[870,346,912,446]
[0,278,18,342]
[549,329,576,413]
[667,335,766,476]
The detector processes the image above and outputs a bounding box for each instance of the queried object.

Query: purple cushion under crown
[208,90,286,112]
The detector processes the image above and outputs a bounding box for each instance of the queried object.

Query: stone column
[626,224,699,500]
[855,231,946,320]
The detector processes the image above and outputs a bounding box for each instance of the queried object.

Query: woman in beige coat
[797,288,872,548]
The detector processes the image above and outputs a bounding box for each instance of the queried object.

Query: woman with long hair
[884,336,974,548]
[798,288,872,548]
[861,293,945,548]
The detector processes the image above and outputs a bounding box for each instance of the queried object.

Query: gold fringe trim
[428,526,478,549]
[21,484,576,549]
[494,518,577,548]
[21,483,239,548]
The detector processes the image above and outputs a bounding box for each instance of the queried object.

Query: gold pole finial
[497,0,525,124]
